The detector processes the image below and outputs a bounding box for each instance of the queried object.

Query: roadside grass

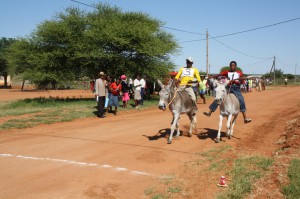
[0,95,159,130]
[217,156,273,199]
[144,145,274,199]
[282,158,300,199]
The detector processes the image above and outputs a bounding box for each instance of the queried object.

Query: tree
[284,74,294,80]
[262,69,284,79]
[8,4,179,89]
[0,37,16,86]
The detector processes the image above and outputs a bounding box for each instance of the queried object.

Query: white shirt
[140,78,146,88]
[134,79,142,91]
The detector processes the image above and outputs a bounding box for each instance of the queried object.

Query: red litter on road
[217,176,228,187]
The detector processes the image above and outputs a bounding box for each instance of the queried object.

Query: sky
[1,0,300,75]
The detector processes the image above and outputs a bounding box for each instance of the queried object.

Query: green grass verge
[282,159,300,199]
[0,95,159,130]
[217,156,273,199]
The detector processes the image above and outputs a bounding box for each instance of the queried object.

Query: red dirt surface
[0,87,299,198]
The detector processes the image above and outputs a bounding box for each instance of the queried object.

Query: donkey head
[214,78,228,105]
[157,79,174,111]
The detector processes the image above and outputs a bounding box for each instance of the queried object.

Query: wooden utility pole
[295,63,297,83]
[206,29,209,77]
[269,56,276,85]
[273,56,276,85]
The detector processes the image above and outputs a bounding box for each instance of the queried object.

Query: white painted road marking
[0,153,151,176]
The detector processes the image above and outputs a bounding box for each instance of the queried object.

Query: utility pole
[206,29,209,77]
[273,56,276,85]
[295,63,297,83]
[269,56,276,85]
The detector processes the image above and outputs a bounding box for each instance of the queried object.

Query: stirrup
[244,118,252,124]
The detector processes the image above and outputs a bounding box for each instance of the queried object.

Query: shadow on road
[197,128,241,142]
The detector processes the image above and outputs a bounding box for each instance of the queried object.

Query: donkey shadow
[197,128,241,143]
[143,128,186,141]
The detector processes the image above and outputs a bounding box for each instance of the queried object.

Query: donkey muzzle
[158,105,166,111]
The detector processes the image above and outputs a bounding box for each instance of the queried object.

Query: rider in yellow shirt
[175,57,202,111]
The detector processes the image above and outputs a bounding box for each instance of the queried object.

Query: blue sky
[1,0,300,75]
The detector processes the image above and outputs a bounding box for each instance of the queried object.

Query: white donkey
[213,79,240,143]
[157,80,197,144]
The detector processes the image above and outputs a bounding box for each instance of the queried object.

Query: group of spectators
[92,72,148,118]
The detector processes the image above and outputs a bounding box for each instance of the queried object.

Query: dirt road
[0,87,299,198]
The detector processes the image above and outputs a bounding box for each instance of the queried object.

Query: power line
[181,16,300,43]
[210,36,273,60]
[70,0,97,9]
[245,59,273,67]
[161,27,205,35]
[275,57,291,67]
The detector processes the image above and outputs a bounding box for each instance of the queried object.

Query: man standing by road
[175,57,201,112]
[95,71,107,118]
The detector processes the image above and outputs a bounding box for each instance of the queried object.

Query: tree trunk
[3,72,8,87]
[21,80,25,91]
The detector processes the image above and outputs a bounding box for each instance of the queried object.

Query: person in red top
[203,61,251,124]
[109,78,122,115]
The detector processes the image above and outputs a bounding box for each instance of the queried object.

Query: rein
[165,88,178,108]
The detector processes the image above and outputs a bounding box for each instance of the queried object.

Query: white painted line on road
[0,153,151,176]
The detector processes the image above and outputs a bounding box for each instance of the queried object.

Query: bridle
[165,87,178,108]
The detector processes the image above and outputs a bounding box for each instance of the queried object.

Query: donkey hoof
[167,140,172,144]
[188,133,192,137]
[214,138,220,143]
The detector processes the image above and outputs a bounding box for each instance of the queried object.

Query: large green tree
[8,4,178,89]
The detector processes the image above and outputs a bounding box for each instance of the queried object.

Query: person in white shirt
[140,76,146,105]
[133,75,142,108]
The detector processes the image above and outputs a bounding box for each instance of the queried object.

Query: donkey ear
[157,79,164,88]
[224,78,230,85]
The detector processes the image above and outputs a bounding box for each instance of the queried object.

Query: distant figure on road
[284,77,288,86]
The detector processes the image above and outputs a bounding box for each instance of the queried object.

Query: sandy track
[0,87,299,198]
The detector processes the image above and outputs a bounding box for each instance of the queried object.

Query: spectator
[134,75,142,108]
[95,71,107,118]
[128,77,134,99]
[246,78,249,93]
[209,75,215,96]
[109,78,122,115]
[120,75,130,108]
[284,77,288,86]
[262,77,266,91]
[198,75,206,104]
[140,75,146,105]
[248,78,253,92]
[258,78,262,91]
[105,75,112,113]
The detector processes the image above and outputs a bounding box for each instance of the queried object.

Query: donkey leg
[216,114,224,143]
[168,113,180,144]
[226,114,233,139]
[193,115,198,135]
[230,114,238,138]
[187,113,194,137]
[175,120,180,138]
